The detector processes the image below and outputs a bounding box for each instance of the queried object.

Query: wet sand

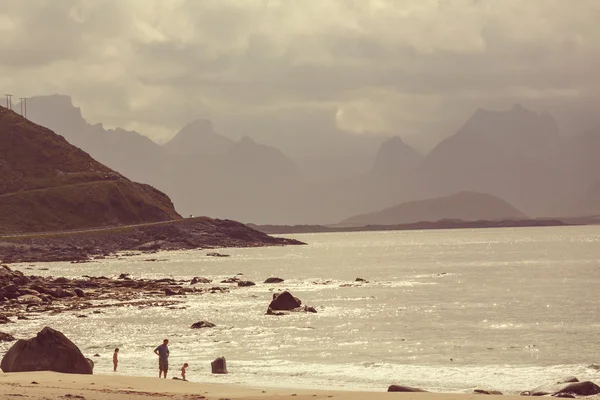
[0,371,513,400]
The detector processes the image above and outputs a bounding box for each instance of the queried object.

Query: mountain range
[17,94,600,224]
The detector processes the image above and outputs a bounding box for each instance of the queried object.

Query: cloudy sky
[1,0,599,150]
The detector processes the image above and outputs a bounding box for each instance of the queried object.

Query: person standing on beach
[154,339,170,378]
[113,348,119,372]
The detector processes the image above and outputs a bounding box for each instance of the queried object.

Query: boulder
[474,389,503,395]
[207,252,230,258]
[191,321,216,329]
[387,385,428,392]
[86,358,94,371]
[355,277,368,282]
[2,284,17,293]
[530,381,600,396]
[73,288,85,297]
[268,291,302,311]
[211,356,227,374]
[164,288,178,296]
[0,332,15,342]
[264,277,284,284]
[556,377,579,384]
[237,281,256,287]
[0,327,93,374]
[190,277,212,285]
[220,277,241,284]
[17,295,43,305]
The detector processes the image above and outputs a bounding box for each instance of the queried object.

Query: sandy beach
[0,371,511,400]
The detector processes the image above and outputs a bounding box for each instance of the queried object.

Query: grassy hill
[0,106,181,234]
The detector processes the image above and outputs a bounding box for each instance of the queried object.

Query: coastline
[0,371,512,400]
[250,218,582,235]
[0,217,304,264]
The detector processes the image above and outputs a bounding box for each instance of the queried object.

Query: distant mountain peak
[180,118,214,134]
[372,135,423,174]
[164,119,234,155]
[238,135,257,145]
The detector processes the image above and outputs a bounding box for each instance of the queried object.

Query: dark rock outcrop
[264,277,284,283]
[268,291,302,311]
[237,281,256,287]
[190,277,212,285]
[266,291,317,315]
[0,327,92,374]
[207,252,230,258]
[191,321,216,329]
[86,358,94,371]
[474,389,503,395]
[211,357,227,374]
[387,385,428,392]
[530,381,600,397]
[0,332,15,342]
[220,277,241,284]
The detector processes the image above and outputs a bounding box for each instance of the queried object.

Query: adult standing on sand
[154,339,170,378]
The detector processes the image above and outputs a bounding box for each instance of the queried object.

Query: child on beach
[181,363,189,381]
[113,348,119,372]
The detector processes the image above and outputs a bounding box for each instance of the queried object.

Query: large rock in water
[530,381,600,396]
[0,327,92,374]
[268,291,302,311]
[211,356,228,374]
[388,385,428,392]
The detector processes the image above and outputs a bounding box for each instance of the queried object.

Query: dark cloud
[0,0,598,144]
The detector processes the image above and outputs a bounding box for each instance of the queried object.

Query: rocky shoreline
[0,217,304,264]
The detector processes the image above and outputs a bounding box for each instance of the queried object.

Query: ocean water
[3,226,600,393]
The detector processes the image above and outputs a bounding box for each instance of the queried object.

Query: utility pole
[5,94,12,110]
[19,97,27,118]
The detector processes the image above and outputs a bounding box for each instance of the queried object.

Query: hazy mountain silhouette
[0,105,180,233]
[372,136,424,175]
[340,191,527,226]
[164,119,234,155]
[19,96,600,224]
[416,104,565,215]
[25,95,164,186]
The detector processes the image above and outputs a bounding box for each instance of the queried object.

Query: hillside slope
[340,191,527,226]
[0,106,181,234]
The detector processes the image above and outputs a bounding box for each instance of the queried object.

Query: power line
[4,94,12,110]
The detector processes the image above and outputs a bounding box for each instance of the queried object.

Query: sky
[1,0,599,148]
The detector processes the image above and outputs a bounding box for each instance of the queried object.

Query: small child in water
[113,348,119,372]
[181,363,189,381]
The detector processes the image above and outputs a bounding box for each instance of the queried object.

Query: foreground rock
[1,327,92,374]
[474,389,503,395]
[264,277,284,283]
[266,291,317,315]
[191,321,216,329]
[0,332,15,342]
[529,381,600,397]
[0,218,304,264]
[387,385,428,392]
[211,356,228,374]
[0,264,230,320]
[206,252,230,258]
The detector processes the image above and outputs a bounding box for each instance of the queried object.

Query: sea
[2,225,600,393]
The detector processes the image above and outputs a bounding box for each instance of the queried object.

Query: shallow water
[3,226,600,392]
